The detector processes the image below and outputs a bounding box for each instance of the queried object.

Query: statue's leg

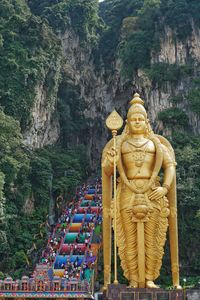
[121,209,138,286]
[145,207,168,284]
[153,209,169,278]
[145,208,160,282]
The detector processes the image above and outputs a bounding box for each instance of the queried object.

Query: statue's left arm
[149,144,175,200]
[162,144,176,191]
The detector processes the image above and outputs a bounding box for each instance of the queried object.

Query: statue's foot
[175,285,182,290]
[146,281,159,288]
[128,280,138,288]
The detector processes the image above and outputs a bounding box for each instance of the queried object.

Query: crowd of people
[37,178,102,284]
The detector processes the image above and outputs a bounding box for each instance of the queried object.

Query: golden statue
[102,93,181,289]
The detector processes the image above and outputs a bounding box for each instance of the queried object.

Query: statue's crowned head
[126,93,151,136]
[127,93,147,120]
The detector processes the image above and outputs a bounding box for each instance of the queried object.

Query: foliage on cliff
[0,107,89,277]
[0,0,61,129]
[0,0,91,277]
[28,0,104,45]
[99,0,200,73]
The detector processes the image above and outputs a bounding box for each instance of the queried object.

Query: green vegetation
[146,63,193,88]
[28,0,104,45]
[1,142,89,278]
[0,105,89,277]
[99,0,199,77]
[0,0,61,129]
[158,107,188,127]
[99,0,161,73]
[119,0,161,75]
[188,88,200,114]
[169,95,184,104]
[0,109,30,274]
[33,145,89,199]
[160,0,200,40]
[187,79,200,114]
[172,134,200,278]
[57,79,91,148]
[0,0,94,278]
[97,0,143,67]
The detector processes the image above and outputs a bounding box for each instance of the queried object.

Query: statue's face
[128,113,146,134]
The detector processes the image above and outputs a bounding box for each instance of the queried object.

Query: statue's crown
[130,93,144,106]
[127,93,147,118]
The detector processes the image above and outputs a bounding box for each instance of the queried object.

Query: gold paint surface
[102,93,180,289]
[106,110,123,131]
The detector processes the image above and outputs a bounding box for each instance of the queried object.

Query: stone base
[102,284,200,300]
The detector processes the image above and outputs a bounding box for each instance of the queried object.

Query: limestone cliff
[143,23,200,135]
[23,58,62,148]
[50,24,200,164]
[22,2,200,165]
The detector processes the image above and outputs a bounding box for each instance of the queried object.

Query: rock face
[23,84,60,148]
[59,25,200,164]
[23,194,35,215]
[59,29,133,164]
[146,24,200,135]
[23,23,200,164]
[153,24,200,65]
[23,58,61,149]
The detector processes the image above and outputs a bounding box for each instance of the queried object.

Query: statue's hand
[106,147,119,165]
[149,187,168,201]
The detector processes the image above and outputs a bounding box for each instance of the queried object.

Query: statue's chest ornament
[127,140,149,169]
[119,136,163,194]
[133,150,147,167]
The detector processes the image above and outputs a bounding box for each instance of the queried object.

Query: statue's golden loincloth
[116,178,170,282]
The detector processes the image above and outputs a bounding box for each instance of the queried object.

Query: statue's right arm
[101,139,116,177]
[102,147,114,177]
[102,135,122,176]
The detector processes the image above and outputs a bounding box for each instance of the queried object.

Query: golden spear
[106,110,123,285]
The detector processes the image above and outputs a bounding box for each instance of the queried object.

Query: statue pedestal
[102,284,200,300]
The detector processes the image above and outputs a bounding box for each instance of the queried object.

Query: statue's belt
[121,178,153,190]
[119,179,162,211]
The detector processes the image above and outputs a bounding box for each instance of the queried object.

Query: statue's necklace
[128,139,149,149]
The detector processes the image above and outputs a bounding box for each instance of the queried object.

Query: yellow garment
[116,179,169,282]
